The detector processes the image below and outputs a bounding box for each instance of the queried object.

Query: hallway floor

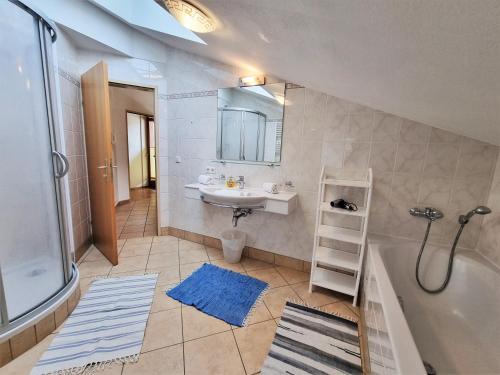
[4,236,361,375]
[116,188,157,239]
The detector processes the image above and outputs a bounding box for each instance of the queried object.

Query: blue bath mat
[167,263,268,326]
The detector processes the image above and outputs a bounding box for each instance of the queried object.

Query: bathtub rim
[367,237,426,375]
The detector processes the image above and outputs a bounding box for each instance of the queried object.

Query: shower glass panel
[0,1,66,321]
[220,110,243,160]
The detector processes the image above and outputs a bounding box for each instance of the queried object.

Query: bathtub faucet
[409,207,444,221]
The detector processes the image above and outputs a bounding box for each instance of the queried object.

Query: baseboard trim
[161,226,311,273]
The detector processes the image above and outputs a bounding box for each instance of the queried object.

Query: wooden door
[81,61,118,265]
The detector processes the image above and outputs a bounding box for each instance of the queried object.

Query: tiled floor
[4,236,361,375]
[116,188,157,239]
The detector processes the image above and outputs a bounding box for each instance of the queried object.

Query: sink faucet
[236,176,245,189]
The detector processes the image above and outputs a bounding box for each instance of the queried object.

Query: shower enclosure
[218,107,267,162]
[0,0,78,341]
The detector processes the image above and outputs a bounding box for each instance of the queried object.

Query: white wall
[108,85,154,203]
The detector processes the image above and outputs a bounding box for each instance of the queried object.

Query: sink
[199,186,266,207]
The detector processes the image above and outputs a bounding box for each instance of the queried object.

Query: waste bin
[220,229,246,263]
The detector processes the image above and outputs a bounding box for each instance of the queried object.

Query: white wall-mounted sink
[199,186,266,207]
[185,183,298,215]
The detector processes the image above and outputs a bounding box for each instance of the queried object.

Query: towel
[263,182,278,194]
[198,174,213,185]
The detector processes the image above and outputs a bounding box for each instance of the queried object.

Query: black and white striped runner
[262,301,363,375]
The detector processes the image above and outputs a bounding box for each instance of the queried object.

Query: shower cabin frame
[0,0,79,342]
[217,107,267,162]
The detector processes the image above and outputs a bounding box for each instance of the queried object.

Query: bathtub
[363,235,500,375]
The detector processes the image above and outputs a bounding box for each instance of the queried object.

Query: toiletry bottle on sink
[226,176,236,188]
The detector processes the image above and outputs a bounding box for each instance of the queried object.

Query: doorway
[108,82,158,239]
[126,112,155,190]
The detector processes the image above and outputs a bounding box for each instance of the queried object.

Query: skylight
[89,0,206,45]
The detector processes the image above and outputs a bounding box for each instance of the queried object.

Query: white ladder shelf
[309,167,373,306]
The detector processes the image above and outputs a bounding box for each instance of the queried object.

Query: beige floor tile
[152,235,179,245]
[142,309,182,352]
[262,286,302,318]
[180,262,205,279]
[2,334,54,375]
[206,246,224,260]
[79,277,94,296]
[106,270,146,278]
[123,344,183,375]
[83,246,108,262]
[247,268,287,289]
[179,240,205,252]
[275,266,310,284]
[147,266,180,285]
[126,237,153,245]
[182,306,231,341]
[179,248,209,264]
[151,284,181,313]
[291,282,346,307]
[241,257,274,272]
[92,363,123,374]
[239,302,273,327]
[109,255,148,274]
[322,302,359,321]
[117,239,126,248]
[120,232,146,239]
[146,253,179,269]
[150,241,178,255]
[120,244,151,257]
[78,260,112,278]
[234,320,277,374]
[184,331,245,375]
[211,259,245,273]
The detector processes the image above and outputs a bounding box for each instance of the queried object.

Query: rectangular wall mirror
[216,82,285,164]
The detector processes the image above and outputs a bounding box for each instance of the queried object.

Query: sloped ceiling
[152,0,500,146]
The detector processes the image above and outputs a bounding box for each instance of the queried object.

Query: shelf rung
[317,225,364,245]
[316,247,359,271]
[320,202,367,217]
[323,178,370,188]
[311,268,356,296]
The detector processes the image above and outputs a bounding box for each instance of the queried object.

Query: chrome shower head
[459,206,492,224]
[473,206,492,215]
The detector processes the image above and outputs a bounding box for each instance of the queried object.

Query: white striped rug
[31,274,158,375]
[262,301,363,375]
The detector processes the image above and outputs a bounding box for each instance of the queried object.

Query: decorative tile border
[57,67,80,88]
[162,226,312,272]
[166,90,217,100]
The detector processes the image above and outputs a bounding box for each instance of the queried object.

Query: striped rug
[31,274,158,375]
[262,301,363,375]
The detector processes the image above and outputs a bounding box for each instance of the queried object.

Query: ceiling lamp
[164,0,215,33]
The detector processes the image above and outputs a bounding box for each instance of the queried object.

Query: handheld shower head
[459,206,492,224]
[473,206,491,215]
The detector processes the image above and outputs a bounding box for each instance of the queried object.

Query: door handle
[97,158,108,178]
[52,150,69,178]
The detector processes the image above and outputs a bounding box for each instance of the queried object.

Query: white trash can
[221,229,246,263]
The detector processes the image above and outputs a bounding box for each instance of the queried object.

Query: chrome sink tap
[236,176,245,189]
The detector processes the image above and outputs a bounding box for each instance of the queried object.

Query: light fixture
[164,0,215,33]
[238,75,266,87]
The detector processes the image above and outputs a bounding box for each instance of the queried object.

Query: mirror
[216,83,285,164]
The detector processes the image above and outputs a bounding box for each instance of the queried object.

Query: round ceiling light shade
[164,0,215,33]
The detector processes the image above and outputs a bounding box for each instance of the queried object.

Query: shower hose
[416,220,465,294]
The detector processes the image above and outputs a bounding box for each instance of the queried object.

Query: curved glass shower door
[0,1,66,321]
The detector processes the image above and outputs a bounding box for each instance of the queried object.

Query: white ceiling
[149,0,500,145]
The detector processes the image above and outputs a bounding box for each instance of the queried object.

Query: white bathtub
[363,235,500,375]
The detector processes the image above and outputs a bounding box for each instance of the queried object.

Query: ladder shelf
[309,167,373,306]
